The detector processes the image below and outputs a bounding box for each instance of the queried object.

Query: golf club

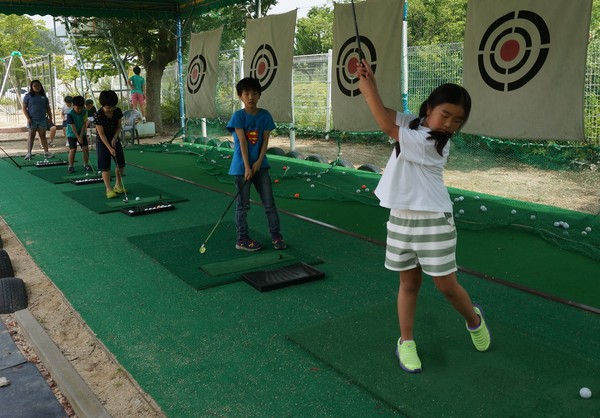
[112,155,129,202]
[0,144,22,169]
[351,0,365,61]
[199,181,247,254]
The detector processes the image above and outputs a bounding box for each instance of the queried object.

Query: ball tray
[241,262,325,292]
[120,202,176,217]
[70,176,103,185]
[35,160,67,167]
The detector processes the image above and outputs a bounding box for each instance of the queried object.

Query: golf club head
[199,245,206,254]
[123,197,129,203]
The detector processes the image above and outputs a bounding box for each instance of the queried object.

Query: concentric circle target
[249,44,278,91]
[187,54,207,94]
[335,36,377,97]
[477,10,550,91]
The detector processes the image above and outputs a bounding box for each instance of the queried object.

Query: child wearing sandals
[357,59,491,373]
[94,90,125,199]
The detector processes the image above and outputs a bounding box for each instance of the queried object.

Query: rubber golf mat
[28,165,98,184]
[287,293,600,417]
[127,223,324,289]
[63,182,188,214]
[242,262,325,292]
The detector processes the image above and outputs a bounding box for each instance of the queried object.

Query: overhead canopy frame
[0,0,247,20]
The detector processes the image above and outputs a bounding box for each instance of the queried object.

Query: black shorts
[96,136,125,171]
[67,136,88,149]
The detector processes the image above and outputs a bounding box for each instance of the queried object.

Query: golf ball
[310,184,315,188]
[274,179,279,184]
[585,226,592,232]
[530,215,536,220]
[579,387,592,399]
[554,222,560,227]
[480,205,487,212]
[135,197,141,201]
[459,209,464,214]
[511,209,517,215]
[294,193,300,198]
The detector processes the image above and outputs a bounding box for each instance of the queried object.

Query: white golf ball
[563,222,570,229]
[459,209,464,214]
[554,222,560,227]
[459,196,464,201]
[475,196,480,199]
[511,209,517,215]
[585,226,592,232]
[306,178,311,182]
[365,188,370,192]
[582,231,588,235]
[135,197,141,201]
[356,189,361,193]
[480,205,487,212]
[310,184,315,188]
[579,387,592,399]
[530,215,536,220]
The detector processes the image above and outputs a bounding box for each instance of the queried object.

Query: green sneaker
[396,338,422,373]
[467,305,491,352]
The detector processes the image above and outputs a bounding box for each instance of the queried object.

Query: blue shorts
[96,136,125,171]
[28,119,48,129]
[67,136,89,149]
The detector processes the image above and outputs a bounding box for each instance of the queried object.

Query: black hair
[133,66,141,75]
[28,79,46,97]
[85,99,94,105]
[409,83,472,156]
[236,77,262,96]
[72,96,85,106]
[99,90,119,107]
[64,95,73,103]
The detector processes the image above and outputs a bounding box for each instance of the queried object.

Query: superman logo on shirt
[246,130,259,145]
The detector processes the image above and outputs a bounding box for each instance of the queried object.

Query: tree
[295,7,334,55]
[407,0,468,46]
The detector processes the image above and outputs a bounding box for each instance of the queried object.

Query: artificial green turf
[127,222,324,289]
[288,291,600,417]
[1,150,599,417]
[62,182,188,213]
[28,165,101,184]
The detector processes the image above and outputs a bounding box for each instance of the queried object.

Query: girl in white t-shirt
[357,59,491,373]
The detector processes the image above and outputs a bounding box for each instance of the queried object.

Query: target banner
[245,10,296,122]
[463,0,592,141]
[185,27,223,118]
[332,0,404,132]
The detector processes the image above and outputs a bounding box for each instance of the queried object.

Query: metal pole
[402,1,409,113]
[325,49,333,139]
[176,8,186,133]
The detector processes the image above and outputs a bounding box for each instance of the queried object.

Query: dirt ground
[0,126,598,416]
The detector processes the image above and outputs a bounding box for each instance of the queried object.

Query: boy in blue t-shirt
[226,77,286,251]
[66,96,92,173]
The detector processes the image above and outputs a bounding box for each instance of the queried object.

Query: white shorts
[385,209,457,276]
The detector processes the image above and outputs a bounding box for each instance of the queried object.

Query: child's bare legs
[432,272,480,328]
[68,147,76,167]
[48,126,56,146]
[26,129,36,157]
[38,129,50,153]
[397,267,423,341]
[114,165,124,189]
[102,170,112,194]
[82,146,90,166]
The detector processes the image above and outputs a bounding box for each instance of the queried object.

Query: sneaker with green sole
[106,190,118,199]
[396,338,422,373]
[467,305,491,352]
[113,185,127,194]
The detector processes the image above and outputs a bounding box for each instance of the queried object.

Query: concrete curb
[14,308,111,418]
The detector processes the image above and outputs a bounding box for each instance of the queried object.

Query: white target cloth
[463,0,592,141]
[185,27,223,118]
[244,10,296,122]
[332,0,404,132]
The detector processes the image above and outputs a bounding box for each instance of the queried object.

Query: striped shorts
[385,209,457,276]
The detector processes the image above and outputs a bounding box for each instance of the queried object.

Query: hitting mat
[2,152,67,168]
[127,222,324,290]
[28,165,100,184]
[288,292,600,417]
[62,182,188,214]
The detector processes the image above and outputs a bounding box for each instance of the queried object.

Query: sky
[269,0,332,18]
[31,0,333,30]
